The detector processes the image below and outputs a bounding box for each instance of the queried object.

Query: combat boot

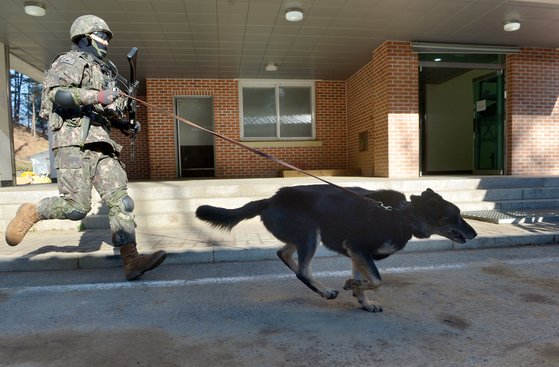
[5,203,41,246]
[120,243,167,281]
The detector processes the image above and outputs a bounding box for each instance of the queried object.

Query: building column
[369,41,419,178]
[0,42,15,186]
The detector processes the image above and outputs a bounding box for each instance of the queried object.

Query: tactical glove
[97,89,121,105]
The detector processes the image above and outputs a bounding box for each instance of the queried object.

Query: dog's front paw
[352,290,383,312]
[361,300,383,313]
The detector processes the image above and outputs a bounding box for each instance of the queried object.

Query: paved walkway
[1,217,559,273]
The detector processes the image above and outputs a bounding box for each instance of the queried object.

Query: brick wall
[387,42,419,178]
[144,79,347,179]
[347,41,418,177]
[113,97,150,180]
[506,48,559,175]
[347,54,376,176]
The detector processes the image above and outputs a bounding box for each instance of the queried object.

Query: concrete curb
[2,232,558,273]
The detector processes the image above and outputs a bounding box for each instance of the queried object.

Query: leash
[121,93,390,210]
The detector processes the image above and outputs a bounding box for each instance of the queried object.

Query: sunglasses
[90,32,110,46]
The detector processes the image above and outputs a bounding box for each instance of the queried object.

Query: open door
[473,72,504,174]
[175,97,215,178]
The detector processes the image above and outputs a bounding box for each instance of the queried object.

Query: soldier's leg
[5,147,92,246]
[92,153,166,280]
[37,146,93,220]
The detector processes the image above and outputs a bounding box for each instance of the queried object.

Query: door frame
[174,96,215,178]
[419,60,505,176]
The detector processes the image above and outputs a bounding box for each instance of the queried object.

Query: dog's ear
[421,188,437,197]
[411,189,447,219]
[412,188,439,202]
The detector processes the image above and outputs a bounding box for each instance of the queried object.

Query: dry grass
[13,124,49,173]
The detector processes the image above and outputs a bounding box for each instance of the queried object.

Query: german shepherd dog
[196,185,477,312]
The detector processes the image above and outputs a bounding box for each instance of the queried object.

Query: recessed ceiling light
[434,57,442,62]
[285,8,304,22]
[265,63,278,72]
[24,2,46,17]
[504,20,521,32]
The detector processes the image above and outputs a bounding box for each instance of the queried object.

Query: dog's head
[409,188,477,244]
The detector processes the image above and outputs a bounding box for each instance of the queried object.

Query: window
[240,81,315,140]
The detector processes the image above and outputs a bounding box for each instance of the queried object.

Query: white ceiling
[3,0,559,87]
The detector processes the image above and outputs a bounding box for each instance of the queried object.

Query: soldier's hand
[97,88,121,105]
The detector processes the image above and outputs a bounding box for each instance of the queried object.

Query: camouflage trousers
[37,145,136,247]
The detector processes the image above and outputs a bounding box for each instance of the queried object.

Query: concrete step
[2,176,559,232]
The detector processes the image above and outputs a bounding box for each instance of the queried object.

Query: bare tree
[10,70,46,135]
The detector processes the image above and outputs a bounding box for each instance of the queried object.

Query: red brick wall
[113,97,150,180]
[144,79,347,179]
[347,55,376,176]
[314,81,347,169]
[347,41,419,177]
[387,42,419,177]
[372,42,390,176]
[506,48,559,175]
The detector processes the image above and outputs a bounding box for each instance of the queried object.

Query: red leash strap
[122,93,388,209]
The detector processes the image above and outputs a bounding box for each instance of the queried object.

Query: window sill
[242,140,323,148]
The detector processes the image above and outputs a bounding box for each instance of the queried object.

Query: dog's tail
[195,199,269,231]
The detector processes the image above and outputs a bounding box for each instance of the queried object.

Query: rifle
[79,49,140,149]
[104,48,139,158]
[125,48,139,159]
[126,47,139,129]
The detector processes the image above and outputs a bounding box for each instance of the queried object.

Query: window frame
[239,80,316,141]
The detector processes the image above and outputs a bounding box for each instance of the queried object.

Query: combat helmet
[70,15,113,42]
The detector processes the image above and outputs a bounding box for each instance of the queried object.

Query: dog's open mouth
[442,229,467,244]
[450,230,467,244]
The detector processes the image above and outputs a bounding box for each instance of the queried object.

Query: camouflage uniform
[37,49,136,247]
[6,15,165,280]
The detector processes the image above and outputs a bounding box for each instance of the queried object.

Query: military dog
[196,185,477,312]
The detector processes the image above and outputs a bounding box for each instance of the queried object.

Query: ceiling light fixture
[285,8,304,22]
[504,20,521,32]
[24,2,46,16]
[265,63,278,72]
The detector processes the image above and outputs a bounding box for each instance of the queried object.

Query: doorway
[419,54,505,175]
[175,97,215,178]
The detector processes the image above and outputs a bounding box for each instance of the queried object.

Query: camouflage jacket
[40,49,127,153]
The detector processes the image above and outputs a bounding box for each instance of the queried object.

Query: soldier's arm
[51,86,119,108]
[46,53,119,109]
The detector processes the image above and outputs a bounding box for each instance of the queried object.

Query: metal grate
[462,209,559,224]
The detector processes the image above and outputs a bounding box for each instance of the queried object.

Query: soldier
[5,15,166,280]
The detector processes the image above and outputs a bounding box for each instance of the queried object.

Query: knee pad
[121,195,134,213]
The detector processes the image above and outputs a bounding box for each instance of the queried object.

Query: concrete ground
[1,215,559,273]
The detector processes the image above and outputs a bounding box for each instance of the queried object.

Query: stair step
[2,176,559,232]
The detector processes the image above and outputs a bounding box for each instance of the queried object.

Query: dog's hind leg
[277,242,298,273]
[295,231,339,300]
[343,244,383,312]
